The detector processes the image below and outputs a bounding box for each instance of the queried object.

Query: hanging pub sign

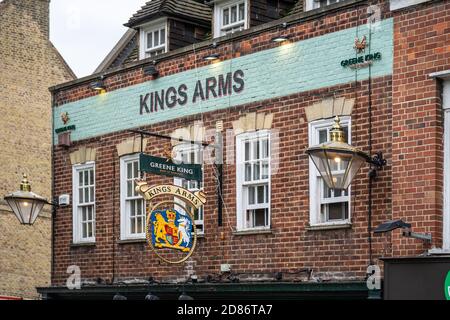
[135,181,206,264]
[139,153,202,182]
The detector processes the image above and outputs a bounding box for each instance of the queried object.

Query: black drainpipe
[50,92,56,285]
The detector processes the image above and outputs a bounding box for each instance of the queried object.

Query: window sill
[71,242,96,248]
[306,223,352,231]
[233,229,273,236]
[117,238,147,244]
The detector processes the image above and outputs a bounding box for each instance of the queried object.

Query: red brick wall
[52,74,393,285]
[50,0,449,286]
[391,0,450,256]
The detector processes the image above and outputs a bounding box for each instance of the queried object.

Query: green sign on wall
[445,271,450,300]
[140,153,202,182]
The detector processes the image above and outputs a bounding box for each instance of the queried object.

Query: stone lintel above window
[116,137,148,157]
[69,147,97,166]
[232,112,274,136]
[305,97,354,123]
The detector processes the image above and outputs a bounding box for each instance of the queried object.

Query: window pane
[182,152,188,164]
[82,223,87,239]
[246,210,252,227]
[88,223,92,238]
[319,129,328,144]
[257,185,265,204]
[81,207,87,221]
[79,188,84,204]
[131,161,139,179]
[128,180,134,197]
[79,171,83,186]
[231,5,237,23]
[90,169,94,185]
[262,162,269,180]
[160,28,166,44]
[154,30,159,46]
[147,32,152,49]
[327,203,346,221]
[262,139,269,158]
[90,187,94,203]
[322,180,332,198]
[196,207,204,221]
[265,185,269,203]
[131,201,136,217]
[127,163,132,179]
[131,217,136,234]
[84,188,89,203]
[245,163,252,181]
[343,126,349,143]
[239,3,245,21]
[254,208,267,227]
[223,8,229,25]
[253,162,260,180]
[89,206,93,220]
[248,186,255,205]
[245,142,250,161]
[253,141,259,160]
[137,217,143,234]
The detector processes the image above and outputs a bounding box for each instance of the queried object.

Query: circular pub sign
[445,270,450,301]
[135,182,206,264]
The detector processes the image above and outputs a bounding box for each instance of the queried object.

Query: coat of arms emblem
[151,209,193,252]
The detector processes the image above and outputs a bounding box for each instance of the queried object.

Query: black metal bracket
[46,200,60,208]
[368,152,387,180]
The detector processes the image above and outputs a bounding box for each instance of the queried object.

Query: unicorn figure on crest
[177,215,192,248]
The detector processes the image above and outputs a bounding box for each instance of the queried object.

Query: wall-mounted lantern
[306,116,386,190]
[3,174,53,225]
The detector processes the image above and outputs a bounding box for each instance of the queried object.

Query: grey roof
[94,29,138,74]
[290,0,304,15]
[125,0,212,28]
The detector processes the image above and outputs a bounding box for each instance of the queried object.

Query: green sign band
[140,153,202,182]
[55,125,76,134]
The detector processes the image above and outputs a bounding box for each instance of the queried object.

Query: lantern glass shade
[307,142,368,190]
[306,117,370,190]
[3,175,48,225]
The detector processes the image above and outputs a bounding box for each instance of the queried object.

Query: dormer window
[305,0,341,11]
[214,0,248,38]
[139,19,167,59]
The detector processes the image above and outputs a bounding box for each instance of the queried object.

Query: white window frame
[308,117,351,226]
[213,0,248,38]
[120,154,146,240]
[139,18,168,60]
[443,80,450,249]
[173,144,205,235]
[236,130,271,231]
[72,162,96,244]
[305,0,342,11]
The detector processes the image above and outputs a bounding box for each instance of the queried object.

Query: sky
[50,0,146,78]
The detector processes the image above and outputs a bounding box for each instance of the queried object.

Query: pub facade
[39,0,450,299]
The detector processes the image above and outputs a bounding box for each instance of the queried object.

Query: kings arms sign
[135,181,206,264]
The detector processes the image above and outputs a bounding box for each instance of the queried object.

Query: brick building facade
[39,0,449,299]
[0,0,75,299]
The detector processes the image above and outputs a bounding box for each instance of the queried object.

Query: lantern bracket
[368,152,387,179]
